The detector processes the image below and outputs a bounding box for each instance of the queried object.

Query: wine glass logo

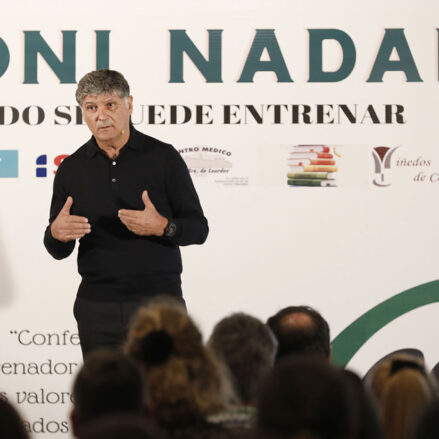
[372,146,400,187]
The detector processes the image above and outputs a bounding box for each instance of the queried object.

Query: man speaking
[44,69,208,356]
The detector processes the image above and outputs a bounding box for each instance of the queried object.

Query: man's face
[81,93,133,146]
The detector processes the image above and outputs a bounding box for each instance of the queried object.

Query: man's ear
[127,95,133,114]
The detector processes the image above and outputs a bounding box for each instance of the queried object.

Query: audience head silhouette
[367,354,436,439]
[70,349,145,437]
[125,300,225,428]
[267,305,330,361]
[208,312,277,405]
[0,397,30,439]
[257,356,353,439]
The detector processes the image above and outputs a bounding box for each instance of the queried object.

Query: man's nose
[96,106,109,120]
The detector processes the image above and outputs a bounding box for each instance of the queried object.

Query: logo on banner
[287,145,340,188]
[372,146,400,187]
[178,146,248,186]
[0,150,18,178]
[36,154,69,177]
[179,146,232,175]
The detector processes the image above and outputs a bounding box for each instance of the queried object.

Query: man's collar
[85,125,140,159]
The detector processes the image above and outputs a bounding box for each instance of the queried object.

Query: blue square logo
[0,150,18,178]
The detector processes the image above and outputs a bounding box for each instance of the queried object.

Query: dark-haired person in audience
[267,305,330,362]
[256,356,354,439]
[125,300,242,438]
[342,369,383,439]
[207,313,277,429]
[0,397,30,439]
[70,349,150,438]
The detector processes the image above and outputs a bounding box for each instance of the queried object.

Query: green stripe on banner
[331,280,439,367]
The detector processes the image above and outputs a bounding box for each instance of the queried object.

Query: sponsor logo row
[1,147,438,186]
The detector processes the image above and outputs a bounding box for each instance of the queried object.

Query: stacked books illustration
[287,145,338,187]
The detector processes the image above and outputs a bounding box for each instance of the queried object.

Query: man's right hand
[50,196,91,242]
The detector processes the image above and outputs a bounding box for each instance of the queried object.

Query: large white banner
[1,1,439,437]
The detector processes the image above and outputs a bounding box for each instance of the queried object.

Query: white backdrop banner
[1,1,439,437]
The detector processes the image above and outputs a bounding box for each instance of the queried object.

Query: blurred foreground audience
[342,369,383,439]
[267,305,330,362]
[125,300,241,438]
[256,356,355,439]
[0,397,30,439]
[207,313,277,429]
[70,349,156,438]
[61,302,439,439]
[366,353,437,439]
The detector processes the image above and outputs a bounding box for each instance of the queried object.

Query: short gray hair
[76,69,130,105]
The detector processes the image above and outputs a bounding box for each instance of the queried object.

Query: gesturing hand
[50,196,91,242]
[118,190,168,236]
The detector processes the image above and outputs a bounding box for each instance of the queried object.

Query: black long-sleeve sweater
[44,126,208,302]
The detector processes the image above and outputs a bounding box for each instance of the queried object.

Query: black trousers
[74,295,185,358]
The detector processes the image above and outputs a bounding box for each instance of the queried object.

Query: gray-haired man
[44,69,208,356]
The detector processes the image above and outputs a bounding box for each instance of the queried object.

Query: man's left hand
[118,190,168,236]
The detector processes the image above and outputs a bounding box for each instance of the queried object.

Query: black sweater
[44,126,208,301]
